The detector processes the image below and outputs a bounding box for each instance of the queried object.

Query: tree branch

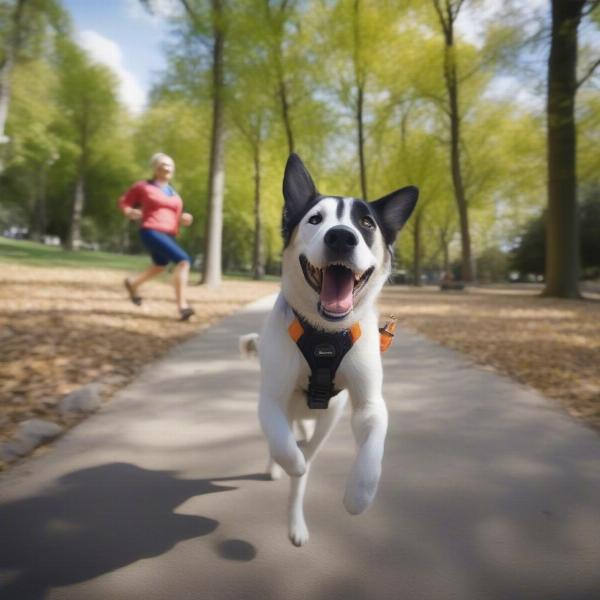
[582,0,600,17]
[432,0,450,39]
[576,56,600,89]
[179,0,204,30]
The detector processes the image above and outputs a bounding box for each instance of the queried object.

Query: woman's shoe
[179,307,195,321]
[124,279,142,306]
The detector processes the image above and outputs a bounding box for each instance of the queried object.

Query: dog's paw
[343,465,381,515]
[288,518,309,547]
[275,448,306,477]
[268,462,283,481]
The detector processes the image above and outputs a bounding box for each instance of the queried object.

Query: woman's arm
[118,184,143,220]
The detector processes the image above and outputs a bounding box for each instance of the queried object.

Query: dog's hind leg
[296,418,315,444]
[288,391,348,546]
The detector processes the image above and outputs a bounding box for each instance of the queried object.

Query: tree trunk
[543,0,585,298]
[0,0,27,171]
[68,174,85,251]
[278,73,294,154]
[31,166,48,241]
[412,210,422,286]
[444,37,472,281]
[265,0,295,155]
[356,85,367,199]
[252,145,264,280]
[201,0,226,287]
[353,0,367,199]
[440,228,450,275]
[0,49,15,145]
[432,0,473,282]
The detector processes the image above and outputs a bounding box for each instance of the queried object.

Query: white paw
[288,518,309,547]
[268,462,283,481]
[274,448,306,477]
[343,466,381,515]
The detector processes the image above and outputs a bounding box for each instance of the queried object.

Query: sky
[61,0,177,114]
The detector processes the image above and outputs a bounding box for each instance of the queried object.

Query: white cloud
[76,30,146,115]
[125,0,181,26]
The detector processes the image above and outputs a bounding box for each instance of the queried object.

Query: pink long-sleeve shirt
[118,180,183,236]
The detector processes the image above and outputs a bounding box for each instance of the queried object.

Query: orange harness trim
[379,318,397,353]
[288,318,396,353]
[287,313,397,409]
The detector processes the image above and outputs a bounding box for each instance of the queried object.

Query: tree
[228,37,274,279]
[580,187,600,276]
[543,0,600,298]
[0,0,26,148]
[0,0,66,170]
[430,0,474,281]
[2,58,60,239]
[54,42,120,250]
[164,0,227,286]
[511,214,545,277]
[264,0,297,155]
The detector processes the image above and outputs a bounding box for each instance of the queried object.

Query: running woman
[119,153,195,321]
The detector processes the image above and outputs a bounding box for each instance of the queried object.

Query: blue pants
[139,228,191,266]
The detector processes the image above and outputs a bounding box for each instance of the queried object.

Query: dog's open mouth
[300,255,374,321]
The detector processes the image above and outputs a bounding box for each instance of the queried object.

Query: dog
[242,154,418,546]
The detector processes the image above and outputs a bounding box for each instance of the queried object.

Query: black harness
[288,312,361,409]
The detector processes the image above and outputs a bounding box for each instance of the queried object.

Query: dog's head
[280,153,418,329]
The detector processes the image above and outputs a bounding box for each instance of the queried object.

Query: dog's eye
[308,214,322,225]
[360,216,375,229]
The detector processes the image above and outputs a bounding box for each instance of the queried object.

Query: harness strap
[288,314,397,410]
[288,315,361,409]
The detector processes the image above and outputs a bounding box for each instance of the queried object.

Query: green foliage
[476,246,509,282]
[512,189,600,279]
[510,214,545,276]
[580,187,600,277]
[0,0,598,279]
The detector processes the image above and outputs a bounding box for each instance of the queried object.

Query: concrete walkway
[1,295,600,600]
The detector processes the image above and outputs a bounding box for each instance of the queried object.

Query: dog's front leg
[258,392,306,477]
[288,392,348,546]
[343,392,388,516]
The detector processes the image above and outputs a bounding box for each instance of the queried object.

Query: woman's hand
[124,207,142,221]
[180,212,193,227]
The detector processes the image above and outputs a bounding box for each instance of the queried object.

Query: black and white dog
[242,154,418,546]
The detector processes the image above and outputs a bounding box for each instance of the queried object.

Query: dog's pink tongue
[320,266,354,315]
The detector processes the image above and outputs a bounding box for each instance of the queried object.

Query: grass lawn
[0,237,150,271]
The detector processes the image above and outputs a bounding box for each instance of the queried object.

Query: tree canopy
[0,0,598,287]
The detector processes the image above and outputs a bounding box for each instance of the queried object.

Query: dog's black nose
[324,226,358,253]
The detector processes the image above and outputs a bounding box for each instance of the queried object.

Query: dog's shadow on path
[0,463,266,600]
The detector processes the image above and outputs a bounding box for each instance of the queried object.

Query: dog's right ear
[282,154,318,243]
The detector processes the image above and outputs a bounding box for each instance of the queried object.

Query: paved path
[1,295,600,600]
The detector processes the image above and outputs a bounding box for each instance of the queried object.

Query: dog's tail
[239,333,260,359]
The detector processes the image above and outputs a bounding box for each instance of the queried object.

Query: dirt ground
[379,286,600,431]
[0,263,279,459]
[2,267,599,468]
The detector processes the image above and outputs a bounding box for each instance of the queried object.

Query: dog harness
[288,313,397,409]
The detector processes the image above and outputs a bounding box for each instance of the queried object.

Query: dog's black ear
[370,186,419,245]
[282,154,318,243]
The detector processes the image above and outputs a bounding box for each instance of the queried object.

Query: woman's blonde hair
[150,152,175,170]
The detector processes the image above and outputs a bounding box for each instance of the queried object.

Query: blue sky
[62,0,175,113]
